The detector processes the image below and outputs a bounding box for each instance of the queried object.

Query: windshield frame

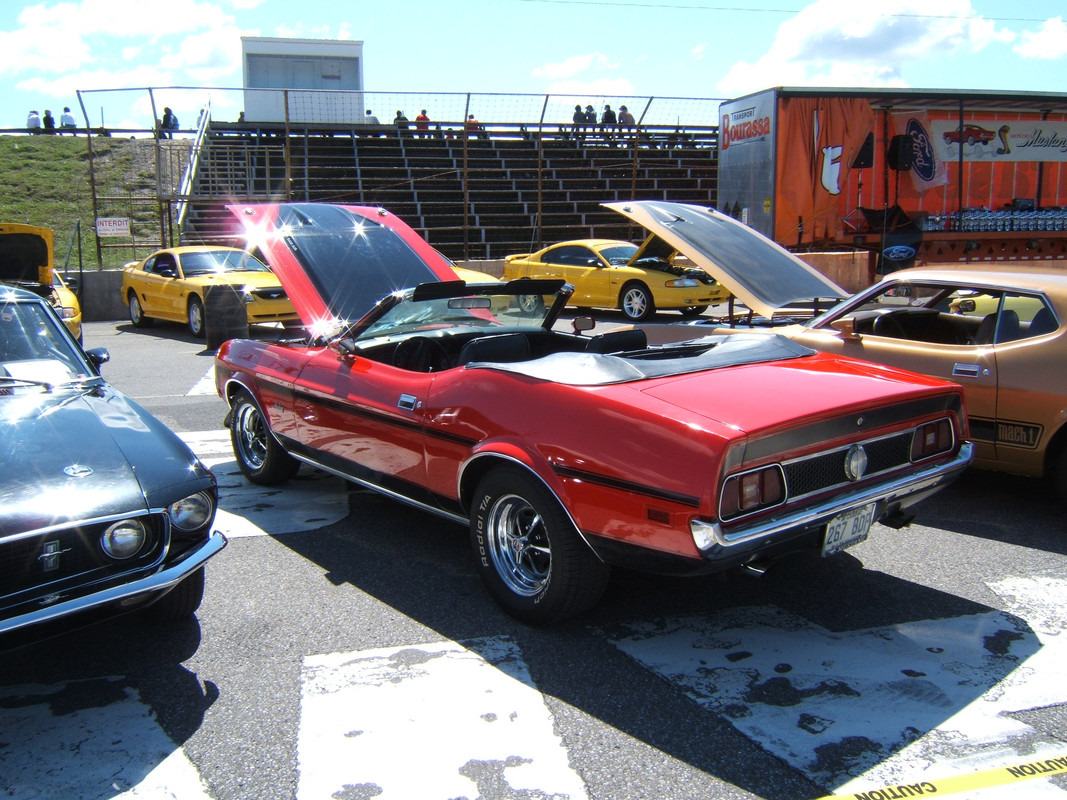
[343,278,571,343]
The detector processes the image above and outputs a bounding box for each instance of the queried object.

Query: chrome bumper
[0,529,228,636]
[690,442,973,556]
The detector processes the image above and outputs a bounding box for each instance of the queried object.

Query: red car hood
[603,201,848,318]
[226,203,463,330]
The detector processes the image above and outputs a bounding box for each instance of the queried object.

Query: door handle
[398,394,418,411]
[952,363,981,378]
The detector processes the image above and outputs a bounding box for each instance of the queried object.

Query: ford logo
[905,117,937,182]
[63,464,94,478]
[883,245,917,261]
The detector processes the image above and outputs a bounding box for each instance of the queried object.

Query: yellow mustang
[121,246,299,337]
[503,237,730,321]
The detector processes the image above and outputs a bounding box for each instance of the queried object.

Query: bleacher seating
[181,121,718,259]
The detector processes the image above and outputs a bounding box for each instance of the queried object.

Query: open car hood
[226,203,469,332]
[603,201,848,318]
[0,223,53,286]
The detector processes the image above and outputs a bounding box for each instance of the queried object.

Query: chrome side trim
[0,530,228,635]
[691,442,973,554]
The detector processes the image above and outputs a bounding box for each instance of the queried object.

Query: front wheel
[470,467,610,624]
[146,569,204,621]
[229,390,300,485]
[619,283,654,321]
[128,292,153,327]
[187,296,205,338]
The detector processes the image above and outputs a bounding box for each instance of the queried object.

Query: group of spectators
[26,107,78,134]
[570,103,636,141]
[361,108,487,140]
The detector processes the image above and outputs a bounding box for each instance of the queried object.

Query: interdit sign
[95,217,130,237]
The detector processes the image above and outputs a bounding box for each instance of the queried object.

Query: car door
[547,245,609,306]
[134,254,175,320]
[292,347,432,501]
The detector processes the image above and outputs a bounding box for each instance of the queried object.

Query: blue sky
[1,0,1065,131]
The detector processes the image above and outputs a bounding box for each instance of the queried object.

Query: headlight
[169,491,215,531]
[101,519,148,559]
[665,278,700,288]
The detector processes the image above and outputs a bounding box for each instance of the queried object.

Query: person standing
[572,104,585,140]
[26,110,41,133]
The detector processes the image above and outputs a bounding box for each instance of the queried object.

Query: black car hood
[0,384,209,536]
[603,201,849,317]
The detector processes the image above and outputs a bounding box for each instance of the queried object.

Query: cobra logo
[883,245,917,261]
[905,117,937,182]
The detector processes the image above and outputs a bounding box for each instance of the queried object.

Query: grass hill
[0,134,161,271]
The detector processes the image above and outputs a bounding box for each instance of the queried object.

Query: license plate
[821,503,876,557]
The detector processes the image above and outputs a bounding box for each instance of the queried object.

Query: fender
[459,439,587,541]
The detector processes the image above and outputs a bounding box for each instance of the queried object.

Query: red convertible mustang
[215,203,973,623]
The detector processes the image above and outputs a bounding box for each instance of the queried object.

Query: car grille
[784,429,918,500]
[251,287,288,301]
[0,513,168,613]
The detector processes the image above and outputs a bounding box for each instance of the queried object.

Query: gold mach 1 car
[214,202,972,623]
[621,202,1067,502]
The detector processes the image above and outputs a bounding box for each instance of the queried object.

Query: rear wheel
[229,389,300,485]
[187,296,205,338]
[620,283,654,321]
[128,292,152,327]
[470,466,610,624]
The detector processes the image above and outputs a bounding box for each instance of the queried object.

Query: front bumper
[690,442,973,559]
[0,529,227,636]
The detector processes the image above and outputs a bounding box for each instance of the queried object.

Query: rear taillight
[911,418,954,460]
[720,465,786,521]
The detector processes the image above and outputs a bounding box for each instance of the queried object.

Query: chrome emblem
[39,540,71,572]
[64,464,93,478]
[844,444,869,482]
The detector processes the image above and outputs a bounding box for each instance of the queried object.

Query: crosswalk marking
[603,573,1067,798]
[297,638,589,800]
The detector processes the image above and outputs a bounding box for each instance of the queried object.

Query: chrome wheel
[188,297,205,338]
[485,493,552,596]
[229,390,300,485]
[233,400,268,472]
[128,293,151,327]
[620,283,653,321]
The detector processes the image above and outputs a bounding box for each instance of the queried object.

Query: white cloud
[532,52,619,81]
[715,0,1019,97]
[1014,17,1067,59]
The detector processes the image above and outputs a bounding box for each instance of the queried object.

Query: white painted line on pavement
[297,637,589,800]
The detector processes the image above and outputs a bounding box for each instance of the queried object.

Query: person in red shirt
[415,109,430,138]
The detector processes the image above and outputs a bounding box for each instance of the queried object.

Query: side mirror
[85,347,110,367]
[830,318,860,339]
[572,315,596,334]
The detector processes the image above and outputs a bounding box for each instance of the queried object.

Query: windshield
[181,249,271,276]
[1,298,95,387]
[600,244,638,265]
[353,281,566,344]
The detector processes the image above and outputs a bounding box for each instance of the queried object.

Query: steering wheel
[392,336,451,373]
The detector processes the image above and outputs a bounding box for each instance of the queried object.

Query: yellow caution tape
[814,753,1067,799]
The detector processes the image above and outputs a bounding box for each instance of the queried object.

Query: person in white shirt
[60,107,77,133]
[26,110,41,133]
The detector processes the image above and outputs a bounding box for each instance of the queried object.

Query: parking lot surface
[1,319,1065,800]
